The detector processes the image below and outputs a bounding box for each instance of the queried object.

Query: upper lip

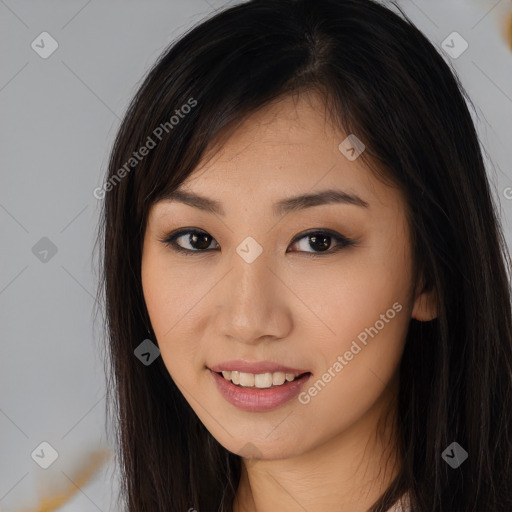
[209,360,310,376]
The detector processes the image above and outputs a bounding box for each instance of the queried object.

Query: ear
[411,278,438,321]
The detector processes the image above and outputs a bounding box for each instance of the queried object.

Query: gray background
[1,0,511,510]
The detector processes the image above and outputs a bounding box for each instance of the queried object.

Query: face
[141,92,434,461]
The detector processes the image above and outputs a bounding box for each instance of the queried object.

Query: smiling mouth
[214,370,311,389]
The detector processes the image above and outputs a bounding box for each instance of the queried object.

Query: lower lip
[209,369,312,412]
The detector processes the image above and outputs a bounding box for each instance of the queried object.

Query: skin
[141,92,437,512]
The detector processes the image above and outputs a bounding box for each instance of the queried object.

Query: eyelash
[159,228,355,258]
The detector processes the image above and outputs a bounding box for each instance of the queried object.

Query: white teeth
[254,373,273,388]
[219,370,303,388]
[273,372,286,385]
[239,372,255,387]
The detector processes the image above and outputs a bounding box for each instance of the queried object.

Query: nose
[213,250,293,345]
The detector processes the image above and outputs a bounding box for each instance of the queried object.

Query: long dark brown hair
[94,0,512,510]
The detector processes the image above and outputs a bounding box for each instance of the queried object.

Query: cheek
[334,218,412,325]
[299,232,412,354]
[141,246,202,376]
[294,288,408,441]
[295,226,412,407]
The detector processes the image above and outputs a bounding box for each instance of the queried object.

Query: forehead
[183,94,368,190]
[151,93,403,218]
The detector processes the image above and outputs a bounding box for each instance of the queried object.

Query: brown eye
[161,229,219,254]
[287,229,355,256]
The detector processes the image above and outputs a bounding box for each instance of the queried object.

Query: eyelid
[159,227,356,257]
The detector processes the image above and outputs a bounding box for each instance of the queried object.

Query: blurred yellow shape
[507,9,512,50]
[16,449,111,512]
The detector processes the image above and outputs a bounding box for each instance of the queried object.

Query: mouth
[208,369,312,411]
[213,370,311,389]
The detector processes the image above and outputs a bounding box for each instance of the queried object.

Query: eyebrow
[162,188,369,217]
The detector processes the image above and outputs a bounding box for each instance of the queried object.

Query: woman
[95,0,512,510]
